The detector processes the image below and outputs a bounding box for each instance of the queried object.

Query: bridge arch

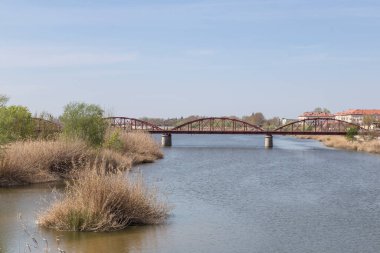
[105,117,164,131]
[171,117,264,133]
[274,118,366,134]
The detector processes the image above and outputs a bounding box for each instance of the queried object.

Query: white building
[335,109,380,128]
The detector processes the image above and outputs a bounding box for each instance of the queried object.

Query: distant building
[281,118,296,125]
[298,112,335,121]
[335,109,380,128]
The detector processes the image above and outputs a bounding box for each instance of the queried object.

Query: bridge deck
[147,130,347,135]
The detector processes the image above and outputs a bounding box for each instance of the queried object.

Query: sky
[0,0,379,119]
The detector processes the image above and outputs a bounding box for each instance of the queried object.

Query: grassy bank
[0,99,169,232]
[0,132,162,186]
[2,131,169,231]
[38,163,169,232]
[298,135,380,154]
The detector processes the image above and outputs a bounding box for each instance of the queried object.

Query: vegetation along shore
[0,94,169,232]
[298,135,380,155]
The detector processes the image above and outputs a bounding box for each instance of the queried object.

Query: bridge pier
[264,134,273,149]
[161,133,172,147]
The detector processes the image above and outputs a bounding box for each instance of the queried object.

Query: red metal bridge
[106,117,366,136]
[33,117,369,148]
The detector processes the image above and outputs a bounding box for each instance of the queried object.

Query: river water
[1,135,380,253]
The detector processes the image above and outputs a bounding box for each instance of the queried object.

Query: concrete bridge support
[161,133,172,147]
[265,134,273,149]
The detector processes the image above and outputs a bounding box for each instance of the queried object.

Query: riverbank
[0,132,163,187]
[0,131,169,233]
[298,135,380,154]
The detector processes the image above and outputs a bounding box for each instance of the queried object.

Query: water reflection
[41,225,169,253]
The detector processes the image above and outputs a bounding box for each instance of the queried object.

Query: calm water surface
[1,135,380,253]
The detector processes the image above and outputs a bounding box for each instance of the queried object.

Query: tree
[246,112,266,126]
[60,102,107,146]
[0,94,9,107]
[363,115,375,129]
[346,127,358,141]
[313,107,331,114]
[264,117,281,129]
[38,111,55,122]
[0,105,35,142]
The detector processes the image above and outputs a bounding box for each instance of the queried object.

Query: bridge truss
[106,117,164,132]
[107,117,366,135]
[272,118,365,135]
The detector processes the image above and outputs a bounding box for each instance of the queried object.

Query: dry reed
[38,162,169,232]
[0,140,132,186]
[118,131,163,164]
[0,131,163,186]
[298,135,380,154]
[0,140,88,186]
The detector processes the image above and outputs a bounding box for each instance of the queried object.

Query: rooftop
[335,109,380,116]
[299,112,335,117]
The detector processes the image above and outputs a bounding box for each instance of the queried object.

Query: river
[1,135,380,253]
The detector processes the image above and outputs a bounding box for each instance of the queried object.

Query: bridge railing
[273,118,366,134]
[170,117,264,133]
[105,116,375,135]
[105,117,164,132]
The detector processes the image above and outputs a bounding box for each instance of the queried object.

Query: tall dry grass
[104,130,163,164]
[299,135,380,154]
[0,140,88,186]
[121,132,163,164]
[0,131,162,186]
[0,139,132,186]
[38,162,169,232]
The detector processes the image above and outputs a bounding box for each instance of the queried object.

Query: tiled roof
[335,109,380,116]
[299,112,334,117]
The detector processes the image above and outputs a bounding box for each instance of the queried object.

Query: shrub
[103,129,124,152]
[0,105,35,143]
[346,127,358,141]
[60,102,107,147]
[38,164,169,232]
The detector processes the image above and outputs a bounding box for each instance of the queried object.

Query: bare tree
[363,115,375,129]
[313,107,331,114]
[243,112,266,126]
[0,94,9,107]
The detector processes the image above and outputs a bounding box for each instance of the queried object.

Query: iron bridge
[106,117,367,136]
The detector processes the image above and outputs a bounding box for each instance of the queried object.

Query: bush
[0,105,35,143]
[103,129,124,152]
[346,127,359,141]
[60,102,107,146]
[38,164,169,232]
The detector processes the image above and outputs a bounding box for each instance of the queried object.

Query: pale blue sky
[0,0,379,118]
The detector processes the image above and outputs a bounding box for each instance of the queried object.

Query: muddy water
[1,135,380,253]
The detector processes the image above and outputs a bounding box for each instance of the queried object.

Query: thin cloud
[0,47,137,68]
